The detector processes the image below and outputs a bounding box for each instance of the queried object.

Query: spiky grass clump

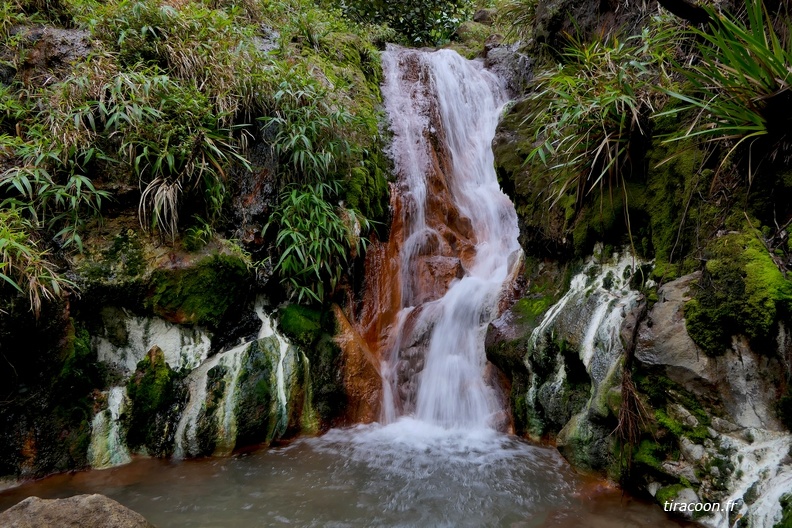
[523,27,671,210]
[0,209,71,316]
[662,0,792,174]
[265,182,369,304]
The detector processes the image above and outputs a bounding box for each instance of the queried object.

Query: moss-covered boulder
[147,254,250,329]
[277,304,345,427]
[684,231,792,356]
[234,339,276,447]
[125,346,184,457]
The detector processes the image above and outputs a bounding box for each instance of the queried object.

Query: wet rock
[473,8,497,24]
[0,494,155,528]
[334,306,381,423]
[635,273,717,389]
[556,411,614,472]
[636,273,785,431]
[532,0,646,51]
[669,403,700,429]
[16,27,92,84]
[410,256,464,305]
[679,437,705,463]
[673,488,701,519]
[230,131,278,246]
[484,44,533,94]
[662,460,700,485]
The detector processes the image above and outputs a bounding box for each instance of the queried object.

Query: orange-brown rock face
[334,305,382,424]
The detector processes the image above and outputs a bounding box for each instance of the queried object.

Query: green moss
[276,305,344,427]
[776,494,792,528]
[305,333,344,426]
[684,232,792,356]
[49,321,104,470]
[511,295,555,327]
[655,483,687,506]
[125,346,181,456]
[655,409,709,444]
[634,439,666,471]
[634,373,711,425]
[278,304,323,347]
[446,21,491,59]
[79,229,147,284]
[147,253,249,328]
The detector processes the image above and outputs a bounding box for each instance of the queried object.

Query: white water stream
[380,46,521,430]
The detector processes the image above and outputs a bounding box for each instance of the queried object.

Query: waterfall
[379,46,521,430]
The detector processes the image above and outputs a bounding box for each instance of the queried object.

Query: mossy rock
[234,340,275,447]
[655,483,688,506]
[125,346,183,456]
[446,21,492,59]
[776,494,792,528]
[147,253,250,329]
[684,231,792,356]
[277,304,323,347]
[304,329,345,427]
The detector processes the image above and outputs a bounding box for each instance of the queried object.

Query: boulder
[0,494,155,528]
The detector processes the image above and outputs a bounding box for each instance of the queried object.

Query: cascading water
[378,46,521,430]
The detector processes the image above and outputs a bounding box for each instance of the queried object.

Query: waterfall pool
[0,419,690,527]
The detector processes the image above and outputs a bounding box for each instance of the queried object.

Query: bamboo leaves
[265,182,369,304]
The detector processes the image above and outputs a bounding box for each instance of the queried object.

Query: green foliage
[265,182,369,304]
[777,494,792,528]
[0,209,72,316]
[147,253,249,327]
[93,0,268,120]
[523,28,667,210]
[183,216,215,252]
[634,439,666,471]
[655,408,709,444]
[260,73,358,187]
[499,0,536,42]
[1,117,111,250]
[338,0,473,45]
[0,2,28,41]
[661,0,792,172]
[684,231,792,356]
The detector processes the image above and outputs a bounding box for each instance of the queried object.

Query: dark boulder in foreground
[0,494,155,528]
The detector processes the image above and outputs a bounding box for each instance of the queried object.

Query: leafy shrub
[499,0,537,42]
[661,0,792,173]
[94,0,269,121]
[338,0,473,45]
[522,28,668,210]
[265,182,369,304]
[0,133,110,250]
[0,209,71,316]
[260,72,358,188]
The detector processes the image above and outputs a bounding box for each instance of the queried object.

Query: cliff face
[485,0,792,525]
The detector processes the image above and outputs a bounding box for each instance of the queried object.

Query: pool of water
[0,420,690,528]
